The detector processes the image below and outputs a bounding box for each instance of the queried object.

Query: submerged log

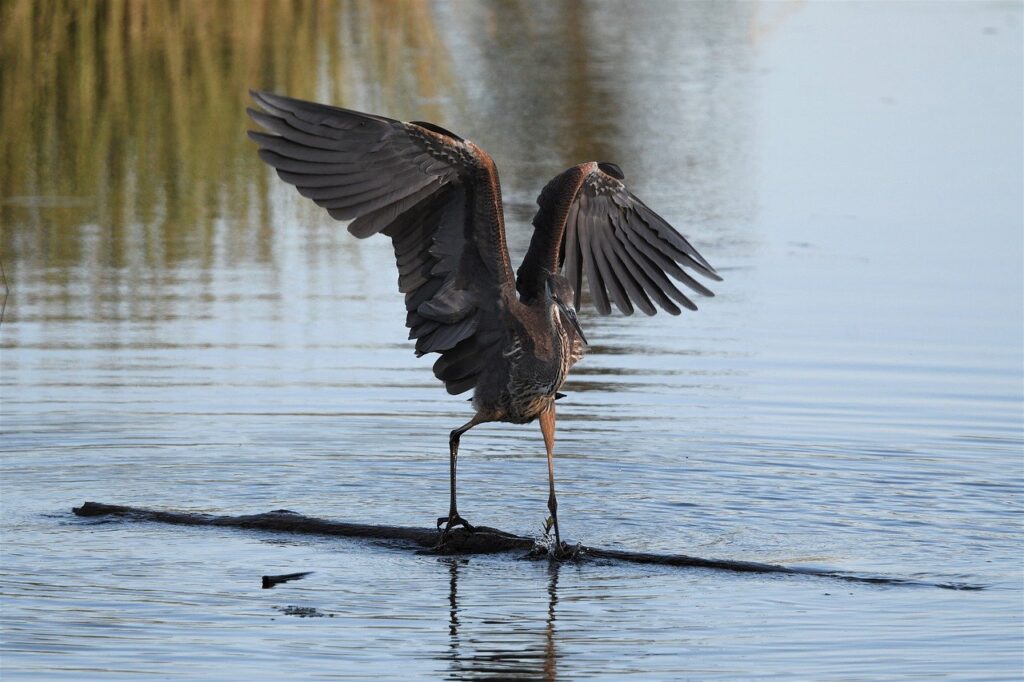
[72,501,532,553]
[72,502,982,590]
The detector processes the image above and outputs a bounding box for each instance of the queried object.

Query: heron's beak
[557,299,588,345]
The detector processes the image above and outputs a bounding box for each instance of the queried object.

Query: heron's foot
[535,516,580,560]
[543,515,561,547]
[437,513,475,540]
[551,541,583,561]
[526,536,582,562]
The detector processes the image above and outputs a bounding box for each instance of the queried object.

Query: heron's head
[545,274,588,345]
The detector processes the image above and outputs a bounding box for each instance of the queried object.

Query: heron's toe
[438,513,475,538]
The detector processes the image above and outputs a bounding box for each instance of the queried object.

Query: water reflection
[443,558,560,681]
[0,262,9,327]
[0,0,752,310]
[437,1,756,241]
[0,0,452,281]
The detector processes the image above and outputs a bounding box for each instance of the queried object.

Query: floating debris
[273,605,333,618]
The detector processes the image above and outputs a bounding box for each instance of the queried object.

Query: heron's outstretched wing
[247,90,514,394]
[519,162,721,316]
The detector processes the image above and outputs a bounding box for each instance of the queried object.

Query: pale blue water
[2,2,1022,680]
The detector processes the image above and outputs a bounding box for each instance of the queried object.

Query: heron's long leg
[539,406,561,548]
[439,414,485,536]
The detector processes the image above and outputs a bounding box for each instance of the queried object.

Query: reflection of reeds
[0,0,451,273]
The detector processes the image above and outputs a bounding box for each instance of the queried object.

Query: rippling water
[2,1,1022,679]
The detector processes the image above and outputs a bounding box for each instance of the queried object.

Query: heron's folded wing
[562,165,722,316]
[248,91,513,393]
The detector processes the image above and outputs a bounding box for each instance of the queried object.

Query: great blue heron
[247,90,720,552]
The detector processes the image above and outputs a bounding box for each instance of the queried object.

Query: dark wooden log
[72,501,531,553]
[71,502,982,590]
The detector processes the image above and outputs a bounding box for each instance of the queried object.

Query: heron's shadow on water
[442,557,561,681]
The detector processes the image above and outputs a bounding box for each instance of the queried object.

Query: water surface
[2,1,1022,679]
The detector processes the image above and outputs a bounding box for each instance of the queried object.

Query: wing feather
[343,182,442,235]
[576,193,612,315]
[598,226,655,315]
[591,223,633,315]
[249,131,363,163]
[613,229,684,314]
[550,163,719,315]
[248,90,513,394]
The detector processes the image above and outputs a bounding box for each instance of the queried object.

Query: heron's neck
[515,167,589,304]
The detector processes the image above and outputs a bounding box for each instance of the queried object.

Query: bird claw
[551,541,582,562]
[526,538,582,562]
[437,513,475,539]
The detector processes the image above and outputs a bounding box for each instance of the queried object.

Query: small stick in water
[262,571,313,589]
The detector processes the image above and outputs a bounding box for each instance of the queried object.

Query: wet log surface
[72,502,534,554]
[72,502,982,590]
